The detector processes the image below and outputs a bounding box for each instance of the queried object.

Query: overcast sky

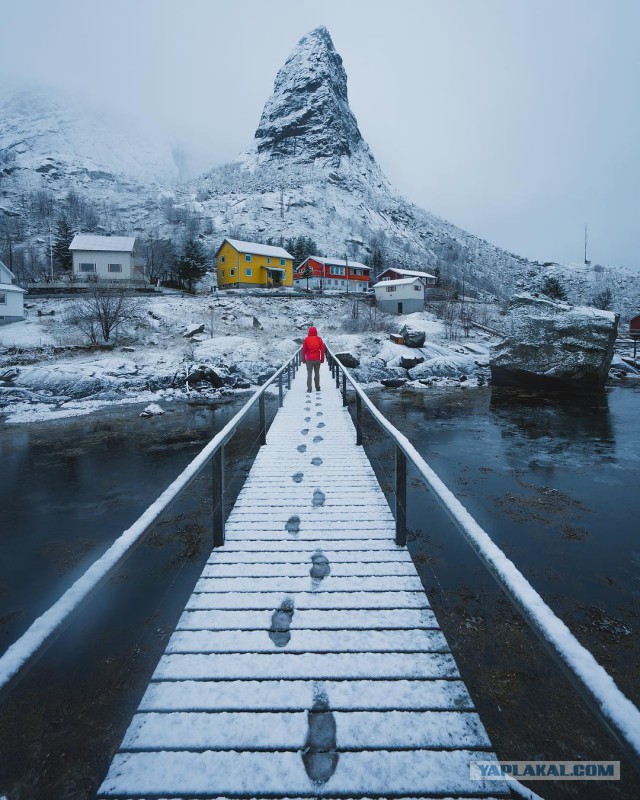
[2,0,639,269]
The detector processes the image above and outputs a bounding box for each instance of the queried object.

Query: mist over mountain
[1,26,639,316]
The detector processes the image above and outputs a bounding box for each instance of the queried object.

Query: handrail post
[342,371,347,407]
[212,446,225,548]
[395,445,407,546]
[356,393,362,445]
[259,392,266,445]
[278,373,283,407]
[287,363,291,389]
[335,363,340,388]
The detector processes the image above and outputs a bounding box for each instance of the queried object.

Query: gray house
[373,276,425,314]
[70,235,138,280]
[0,260,26,325]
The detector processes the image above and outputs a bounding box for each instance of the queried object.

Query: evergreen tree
[542,276,568,301]
[53,215,74,273]
[433,266,442,287]
[178,238,209,291]
[371,247,384,278]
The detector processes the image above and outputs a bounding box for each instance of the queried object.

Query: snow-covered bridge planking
[98,363,508,798]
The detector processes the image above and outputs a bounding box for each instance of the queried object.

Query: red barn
[293,256,370,293]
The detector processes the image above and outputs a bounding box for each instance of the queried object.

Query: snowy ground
[0,291,527,425]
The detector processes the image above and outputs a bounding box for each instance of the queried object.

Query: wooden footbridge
[1,347,639,798]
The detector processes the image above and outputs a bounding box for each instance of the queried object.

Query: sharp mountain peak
[242,26,371,168]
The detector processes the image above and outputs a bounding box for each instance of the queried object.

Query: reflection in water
[489,388,615,473]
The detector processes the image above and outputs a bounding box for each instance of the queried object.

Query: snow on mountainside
[0,28,639,317]
[0,88,180,185]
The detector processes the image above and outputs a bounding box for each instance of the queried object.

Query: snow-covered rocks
[399,326,426,348]
[183,323,206,338]
[334,352,360,368]
[490,294,619,390]
[140,403,164,417]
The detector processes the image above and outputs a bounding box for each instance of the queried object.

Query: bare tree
[66,287,142,344]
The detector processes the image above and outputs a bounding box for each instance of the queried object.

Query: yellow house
[215,238,294,288]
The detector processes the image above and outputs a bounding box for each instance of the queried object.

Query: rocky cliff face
[246,27,367,165]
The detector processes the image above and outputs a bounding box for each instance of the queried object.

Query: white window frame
[0,292,6,305]
[267,256,271,264]
[79,263,96,273]
[220,255,226,264]
[221,270,225,279]
[245,267,252,277]
[330,266,345,276]
[245,254,252,262]
[280,258,286,266]
[230,268,236,277]
[386,286,396,293]
[414,284,422,291]
[108,263,122,273]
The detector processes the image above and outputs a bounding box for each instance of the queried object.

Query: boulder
[183,323,205,338]
[334,352,360,368]
[381,377,407,388]
[0,368,19,384]
[399,325,426,348]
[187,365,224,388]
[140,403,164,417]
[490,294,618,390]
[400,355,424,370]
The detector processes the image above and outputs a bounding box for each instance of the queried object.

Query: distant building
[0,260,26,325]
[69,235,138,280]
[373,276,425,315]
[294,256,370,292]
[377,267,437,286]
[630,315,640,337]
[216,238,293,288]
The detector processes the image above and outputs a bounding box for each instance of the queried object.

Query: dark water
[0,385,639,799]
[355,383,640,800]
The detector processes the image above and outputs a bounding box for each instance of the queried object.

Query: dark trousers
[306,360,321,391]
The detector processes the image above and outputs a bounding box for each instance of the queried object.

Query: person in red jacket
[302,325,325,392]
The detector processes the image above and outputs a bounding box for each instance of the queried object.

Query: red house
[630,315,640,337]
[293,256,371,293]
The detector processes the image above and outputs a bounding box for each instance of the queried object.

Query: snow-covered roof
[0,260,16,280]
[0,282,26,293]
[311,256,370,271]
[70,234,136,252]
[380,267,436,280]
[373,277,422,289]
[221,238,292,259]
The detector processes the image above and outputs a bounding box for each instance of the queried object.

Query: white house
[377,267,437,286]
[69,234,138,280]
[373,276,425,314]
[0,260,26,325]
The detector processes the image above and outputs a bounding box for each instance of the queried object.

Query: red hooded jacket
[302,326,325,363]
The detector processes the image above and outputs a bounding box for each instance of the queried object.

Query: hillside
[1,28,639,317]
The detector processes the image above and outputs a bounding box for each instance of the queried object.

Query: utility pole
[48,212,54,282]
[584,223,589,265]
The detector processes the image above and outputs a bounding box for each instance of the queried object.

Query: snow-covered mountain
[1,28,639,317]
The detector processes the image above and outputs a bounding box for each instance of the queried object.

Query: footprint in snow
[292,472,304,483]
[312,489,325,507]
[285,515,301,535]
[311,457,323,466]
[268,598,294,647]
[302,685,339,784]
[316,412,323,417]
[317,422,325,428]
[310,550,330,588]
[297,444,307,453]
[301,428,309,436]
[305,417,311,422]
[313,435,323,444]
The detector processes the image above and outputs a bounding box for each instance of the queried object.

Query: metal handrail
[0,347,302,700]
[327,345,640,774]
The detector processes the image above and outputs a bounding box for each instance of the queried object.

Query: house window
[245,254,252,262]
[0,292,6,305]
[230,269,236,277]
[280,258,286,266]
[414,284,422,291]
[221,270,225,278]
[220,255,226,264]
[79,263,96,273]
[267,257,271,264]
[108,263,122,273]
[245,268,252,277]
[386,286,396,292]
[330,266,345,276]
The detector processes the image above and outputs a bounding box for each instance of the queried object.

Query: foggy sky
[2,0,639,270]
